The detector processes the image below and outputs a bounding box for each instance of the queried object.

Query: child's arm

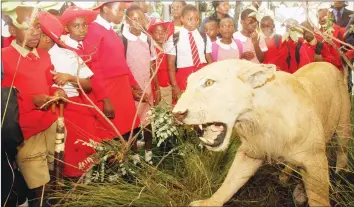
[51,71,92,94]
[251,32,266,63]
[205,36,213,64]
[167,54,181,101]
[150,59,160,105]
[205,53,213,64]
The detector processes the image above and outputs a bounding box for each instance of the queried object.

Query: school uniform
[262,33,287,69]
[302,38,340,69]
[166,27,212,90]
[83,14,140,138]
[123,28,156,125]
[278,38,311,74]
[155,47,172,108]
[211,39,241,62]
[2,40,59,189]
[233,31,268,64]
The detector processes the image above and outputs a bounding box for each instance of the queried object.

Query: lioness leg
[334,90,351,172]
[300,153,330,207]
[190,147,263,206]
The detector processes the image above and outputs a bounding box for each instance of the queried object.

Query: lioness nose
[173,110,188,122]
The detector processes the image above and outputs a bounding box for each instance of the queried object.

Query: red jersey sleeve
[322,43,340,69]
[298,45,312,69]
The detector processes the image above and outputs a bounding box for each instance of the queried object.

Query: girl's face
[127,9,146,33]
[260,19,274,37]
[152,25,167,45]
[204,21,218,40]
[104,2,125,25]
[171,2,185,18]
[65,17,88,41]
[219,19,234,39]
[181,10,199,31]
[216,1,230,16]
[241,16,258,33]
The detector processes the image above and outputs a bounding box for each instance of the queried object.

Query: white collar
[180,27,198,35]
[122,24,148,42]
[48,44,61,56]
[216,39,237,50]
[94,15,112,30]
[62,34,83,49]
[233,31,248,42]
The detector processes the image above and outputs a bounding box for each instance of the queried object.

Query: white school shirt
[62,34,84,50]
[48,44,94,97]
[166,27,212,69]
[122,27,157,61]
[233,31,268,64]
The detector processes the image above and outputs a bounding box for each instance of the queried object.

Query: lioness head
[173,59,276,151]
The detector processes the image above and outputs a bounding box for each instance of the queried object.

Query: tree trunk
[234,1,242,31]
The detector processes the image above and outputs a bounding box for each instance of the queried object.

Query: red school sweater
[1,46,57,139]
[83,22,138,101]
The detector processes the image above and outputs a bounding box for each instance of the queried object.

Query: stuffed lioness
[173,59,351,207]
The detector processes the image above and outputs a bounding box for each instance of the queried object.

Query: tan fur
[173,60,351,207]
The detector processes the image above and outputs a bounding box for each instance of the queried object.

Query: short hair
[181,4,198,17]
[240,8,255,21]
[205,18,218,25]
[261,16,274,24]
[219,17,234,24]
[126,4,144,17]
[47,9,60,17]
[100,2,118,13]
[300,21,313,31]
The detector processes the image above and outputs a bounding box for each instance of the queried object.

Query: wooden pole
[54,102,65,190]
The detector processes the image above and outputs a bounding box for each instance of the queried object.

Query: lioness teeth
[199,125,203,130]
[199,137,212,145]
[211,124,224,132]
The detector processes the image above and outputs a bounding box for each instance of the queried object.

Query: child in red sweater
[301,21,340,69]
[148,18,175,109]
[2,6,66,206]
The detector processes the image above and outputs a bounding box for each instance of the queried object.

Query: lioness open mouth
[196,123,227,148]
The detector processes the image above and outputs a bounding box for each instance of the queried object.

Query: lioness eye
[204,79,215,87]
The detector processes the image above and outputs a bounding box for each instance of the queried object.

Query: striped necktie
[77,42,83,50]
[188,31,201,67]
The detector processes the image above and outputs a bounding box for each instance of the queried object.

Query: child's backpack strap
[315,41,324,55]
[274,34,281,49]
[295,41,303,66]
[211,42,219,62]
[233,38,243,54]
[173,32,180,71]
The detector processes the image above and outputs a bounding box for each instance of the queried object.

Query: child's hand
[154,88,161,106]
[313,54,324,62]
[132,87,149,103]
[51,70,74,86]
[250,32,259,44]
[102,98,115,118]
[172,85,181,101]
[33,94,51,109]
[240,52,255,60]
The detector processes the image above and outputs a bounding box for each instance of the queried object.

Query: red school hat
[38,11,68,49]
[60,6,97,27]
[147,18,174,39]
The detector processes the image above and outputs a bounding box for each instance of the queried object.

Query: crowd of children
[1,1,353,206]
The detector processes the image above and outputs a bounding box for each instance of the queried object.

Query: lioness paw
[189,199,223,207]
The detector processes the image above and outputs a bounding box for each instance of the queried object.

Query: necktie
[336,11,342,26]
[77,42,83,50]
[26,52,37,60]
[188,32,201,67]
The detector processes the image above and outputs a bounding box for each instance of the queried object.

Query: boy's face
[38,33,52,50]
[65,17,88,42]
[317,9,329,26]
[303,29,314,43]
[127,9,146,33]
[103,2,125,25]
[204,22,218,40]
[241,16,258,34]
[171,2,184,18]
[216,2,230,16]
[219,19,234,39]
[152,25,167,45]
[260,19,274,37]
[181,10,199,31]
[9,8,41,50]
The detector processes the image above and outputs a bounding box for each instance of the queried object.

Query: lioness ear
[238,64,276,88]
